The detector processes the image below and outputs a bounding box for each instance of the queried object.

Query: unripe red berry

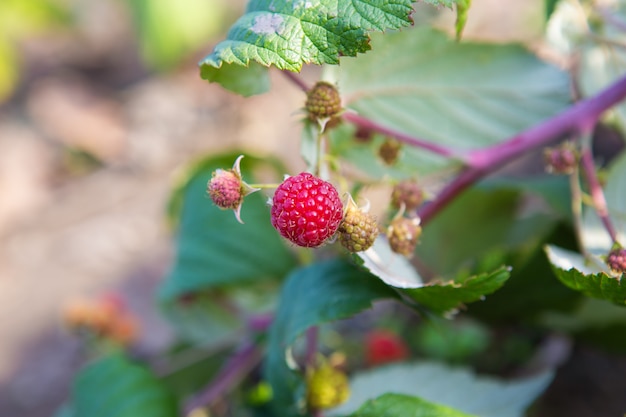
[306,81,342,120]
[338,198,378,253]
[387,216,422,257]
[391,180,424,212]
[207,169,243,210]
[544,142,579,175]
[366,330,409,366]
[606,247,626,275]
[270,172,343,248]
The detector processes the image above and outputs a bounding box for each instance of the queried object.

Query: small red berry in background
[271,172,343,248]
[365,329,409,366]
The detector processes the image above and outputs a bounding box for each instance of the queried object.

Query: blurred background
[2,1,625,416]
[0,0,310,415]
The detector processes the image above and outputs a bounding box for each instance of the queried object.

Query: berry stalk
[580,146,619,244]
[183,340,262,415]
[342,111,462,160]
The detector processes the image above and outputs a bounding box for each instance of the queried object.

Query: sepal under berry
[207,155,259,224]
[338,195,379,253]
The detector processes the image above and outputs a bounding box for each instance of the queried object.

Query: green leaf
[329,362,554,417]
[402,266,511,315]
[265,259,399,413]
[545,245,626,306]
[200,61,270,97]
[159,152,296,340]
[129,0,232,70]
[199,0,414,95]
[422,0,457,8]
[348,393,477,417]
[327,27,570,176]
[73,352,177,417]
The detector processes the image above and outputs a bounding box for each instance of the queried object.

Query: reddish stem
[342,112,462,159]
[282,70,311,92]
[305,326,319,368]
[580,148,619,244]
[183,341,262,415]
[419,73,626,225]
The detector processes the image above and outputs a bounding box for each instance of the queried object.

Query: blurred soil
[0,5,311,413]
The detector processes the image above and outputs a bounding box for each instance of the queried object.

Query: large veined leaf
[347,393,477,417]
[159,152,296,341]
[200,0,414,95]
[72,352,177,417]
[328,362,554,417]
[326,27,570,176]
[265,259,399,414]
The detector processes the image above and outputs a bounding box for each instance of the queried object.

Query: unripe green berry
[391,180,424,212]
[387,217,421,257]
[306,81,342,120]
[378,138,402,165]
[338,199,378,253]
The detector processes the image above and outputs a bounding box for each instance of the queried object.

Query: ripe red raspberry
[271,173,343,248]
[366,330,409,366]
[606,247,626,275]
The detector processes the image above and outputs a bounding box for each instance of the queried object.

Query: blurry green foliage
[0,0,69,102]
[128,0,233,70]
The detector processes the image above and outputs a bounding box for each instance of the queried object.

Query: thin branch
[183,340,262,416]
[419,73,626,225]
[282,70,311,92]
[580,148,619,244]
[342,111,463,160]
[305,326,319,368]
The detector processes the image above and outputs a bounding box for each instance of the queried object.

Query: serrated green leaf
[348,393,477,417]
[402,267,511,315]
[327,27,570,176]
[73,352,177,417]
[265,259,399,413]
[159,152,296,341]
[199,0,414,95]
[545,245,626,306]
[329,362,554,417]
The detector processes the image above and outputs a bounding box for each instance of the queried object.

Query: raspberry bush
[64,2,626,417]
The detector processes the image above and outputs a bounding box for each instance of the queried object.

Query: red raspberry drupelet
[271,172,343,248]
